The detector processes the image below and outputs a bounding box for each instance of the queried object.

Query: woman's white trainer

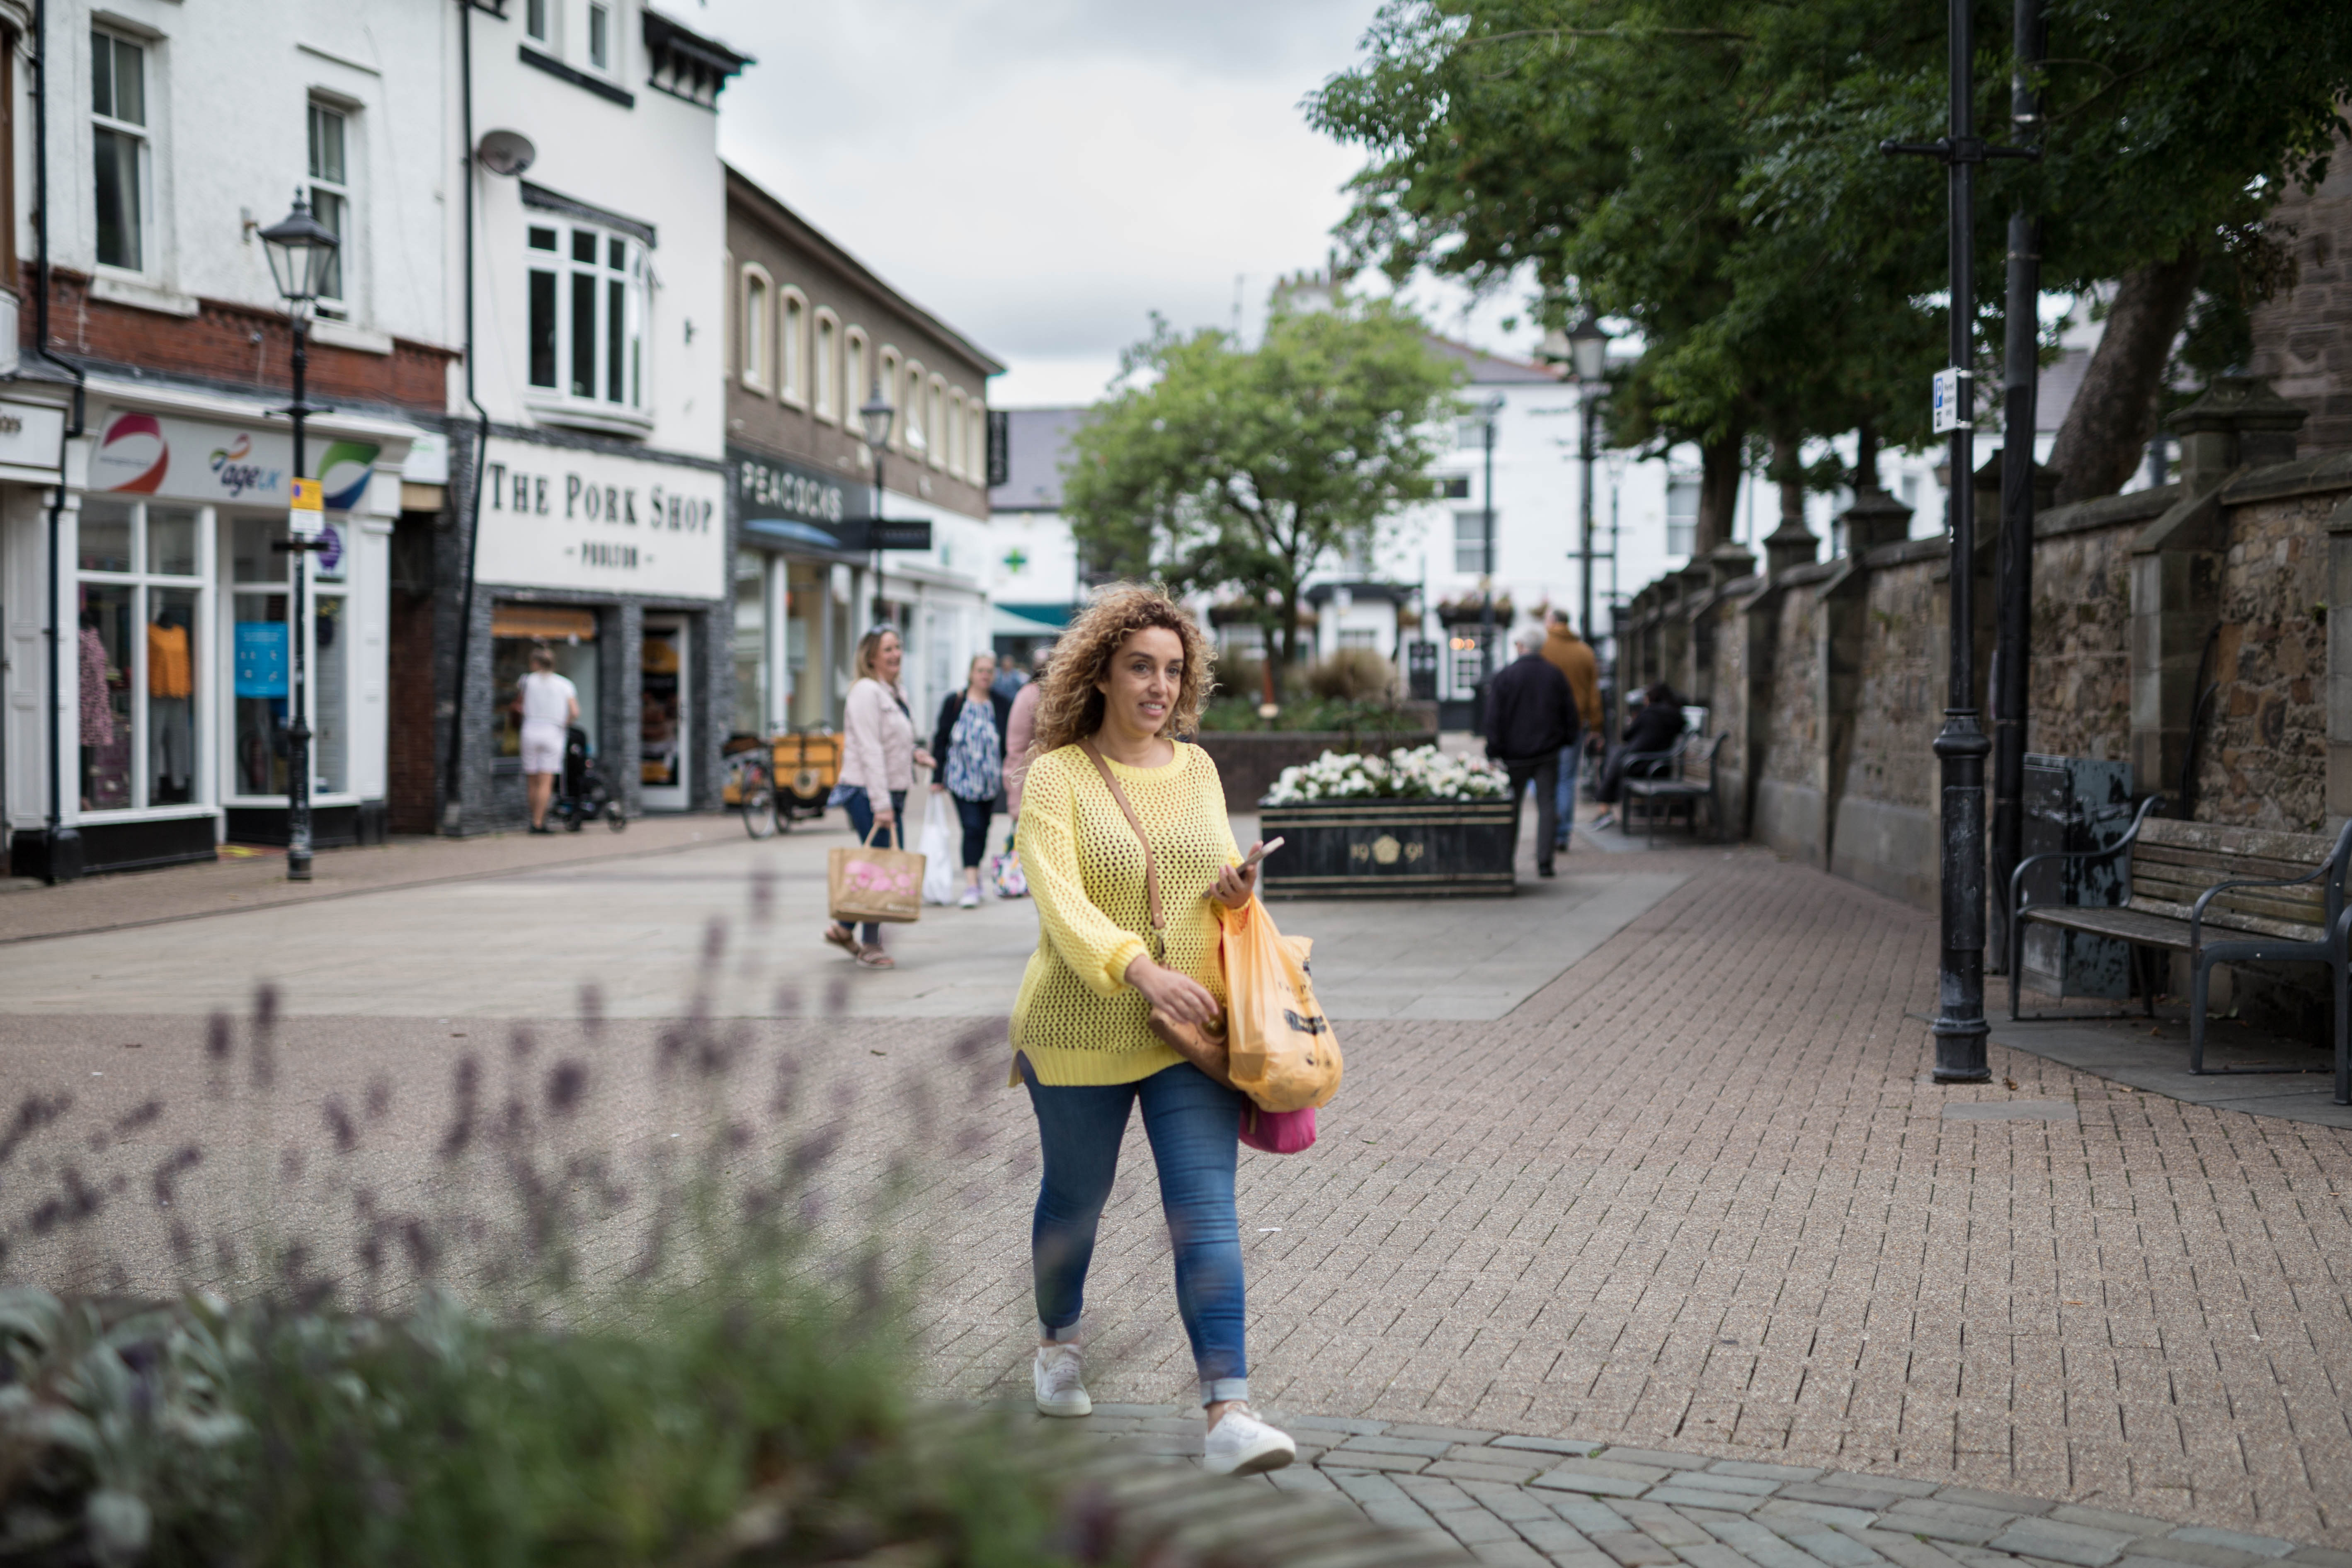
[1203,1405,1295,1475]
[1033,1343,1091,1417]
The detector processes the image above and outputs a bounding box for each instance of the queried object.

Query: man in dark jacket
[1483,627,1580,878]
[1593,683,1689,827]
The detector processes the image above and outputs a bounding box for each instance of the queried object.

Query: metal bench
[1622,732,1726,842]
[2008,803,2352,1102]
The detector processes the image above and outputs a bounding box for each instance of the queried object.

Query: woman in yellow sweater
[1010,584,1295,1477]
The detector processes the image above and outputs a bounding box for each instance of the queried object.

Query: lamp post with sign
[859,383,896,623]
[259,193,339,882]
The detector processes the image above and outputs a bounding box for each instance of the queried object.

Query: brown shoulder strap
[1079,739,1164,938]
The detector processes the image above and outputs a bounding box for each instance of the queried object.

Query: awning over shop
[990,602,1076,639]
[744,516,854,553]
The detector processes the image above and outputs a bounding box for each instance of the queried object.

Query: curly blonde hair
[1031,583,1215,754]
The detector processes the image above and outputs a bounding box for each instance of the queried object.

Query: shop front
[455,431,728,827]
[727,445,869,742]
[4,394,415,879]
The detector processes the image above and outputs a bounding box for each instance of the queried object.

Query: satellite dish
[477,130,537,177]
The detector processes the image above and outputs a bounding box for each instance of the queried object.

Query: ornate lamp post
[1566,312,1610,645]
[1477,393,1504,700]
[858,382,895,623]
[258,193,339,883]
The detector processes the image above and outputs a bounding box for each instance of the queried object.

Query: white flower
[1263,744,1505,804]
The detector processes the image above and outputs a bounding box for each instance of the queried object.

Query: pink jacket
[1004,680,1043,817]
[838,678,916,795]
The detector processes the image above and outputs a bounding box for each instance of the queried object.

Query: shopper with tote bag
[1005,583,1296,1477]
[823,625,933,969]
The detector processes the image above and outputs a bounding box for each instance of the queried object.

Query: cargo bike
[726,728,843,839]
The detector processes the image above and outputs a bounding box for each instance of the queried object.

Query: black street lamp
[858,382,895,623]
[1566,312,1610,648]
[258,192,339,882]
[1478,393,1504,700]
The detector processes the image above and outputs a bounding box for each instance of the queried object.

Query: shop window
[526,220,646,417]
[733,550,768,737]
[91,28,148,273]
[308,101,352,316]
[76,499,206,813]
[229,514,348,802]
[490,603,599,762]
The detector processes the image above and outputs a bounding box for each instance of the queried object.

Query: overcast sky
[696,0,1537,408]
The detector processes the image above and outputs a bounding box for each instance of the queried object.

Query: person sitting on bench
[1592,683,1686,831]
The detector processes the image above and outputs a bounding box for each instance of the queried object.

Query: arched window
[946,387,965,477]
[879,347,902,448]
[902,359,925,456]
[847,330,872,440]
[814,311,839,420]
[928,376,947,469]
[778,288,807,406]
[740,267,771,391]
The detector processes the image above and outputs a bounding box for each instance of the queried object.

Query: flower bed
[1262,744,1509,805]
[1259,746,1519,898]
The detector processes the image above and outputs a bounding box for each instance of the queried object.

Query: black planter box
[1257,797,1518,898]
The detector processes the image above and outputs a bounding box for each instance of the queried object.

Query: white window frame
[1452,509,1493,575]
[585,0,617,76]
[90,27,152,278]
[879,346,902,450]
[813,310,840,421]
[777,287,808,408]
[902,360,927,458]
[526,218,652,435]
[71,499,214,822]
[524,0,555,46]
[739,264,772,393]
[1666,474,1700,559]
[927,375,946,470]
[307,99,355,320]
[946,387,965,478]
[845,328,870,456]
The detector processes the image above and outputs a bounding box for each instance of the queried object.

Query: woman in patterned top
[930,653,1011,908]
[1009,583,1297,1478]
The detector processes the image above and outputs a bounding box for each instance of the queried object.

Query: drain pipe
[440,0,493,833]
[31,0,88,882]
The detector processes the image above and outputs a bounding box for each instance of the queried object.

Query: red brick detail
[386,584,439,834]
[22,266,454,414]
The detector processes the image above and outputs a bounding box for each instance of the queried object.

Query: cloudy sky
[696,0,1536,408]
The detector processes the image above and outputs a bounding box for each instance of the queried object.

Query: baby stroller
[550,726,627,832]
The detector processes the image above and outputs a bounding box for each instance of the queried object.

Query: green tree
[1061,301,1461,676]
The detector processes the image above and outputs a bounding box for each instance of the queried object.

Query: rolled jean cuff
[1201,1376,1249,1406]
[1039,1318,1081,1345]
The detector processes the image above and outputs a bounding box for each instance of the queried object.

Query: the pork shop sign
[473,436,726,601]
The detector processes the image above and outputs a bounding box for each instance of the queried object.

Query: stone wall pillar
[2131,376,2307,802]
[1820,492,1914,868]
[2325,495,2352,822]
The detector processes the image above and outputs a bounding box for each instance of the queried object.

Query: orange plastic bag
[1220,899,1341,1112]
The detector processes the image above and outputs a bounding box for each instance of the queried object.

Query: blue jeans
[838,786,907,944]
[1554,743,1582,847]
[1019,1057,1249,1405]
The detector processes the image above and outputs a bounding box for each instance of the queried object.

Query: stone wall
[1617,378,2350,924]
[2199,490,2334,829]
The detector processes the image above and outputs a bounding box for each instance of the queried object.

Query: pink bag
[1240,1103,1317,1154]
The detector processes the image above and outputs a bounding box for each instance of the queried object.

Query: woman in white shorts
[517,643,579,833]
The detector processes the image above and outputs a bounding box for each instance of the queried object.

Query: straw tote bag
[828,818,925,925]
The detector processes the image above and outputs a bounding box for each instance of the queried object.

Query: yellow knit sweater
[1010,741,1242,1086]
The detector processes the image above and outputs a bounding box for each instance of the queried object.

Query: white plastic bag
[920,792,959,905]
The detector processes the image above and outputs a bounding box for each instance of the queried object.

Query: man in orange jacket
[1542,611,1603,852]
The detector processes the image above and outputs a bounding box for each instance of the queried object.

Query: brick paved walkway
[914,850,2352,1548]
[1056,1406,2352,1568]
[5,841,2348,1553]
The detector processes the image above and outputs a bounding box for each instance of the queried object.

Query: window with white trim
[814,311,839,419]
[902,360,926,456]
[778,290,806,406]
[928,376,946,469]
[740,267,770,390]
[1666,476,1699,557]
[587,1,613,71]
[879,347,901,447]
[528,221,647,414]
[308,102,352,318]
[946,388,965,477]
[1453,509,1492,574]
[846,328,870,435]
[525,0,551,42]
[91,29,148,273]
[76,499,208,813]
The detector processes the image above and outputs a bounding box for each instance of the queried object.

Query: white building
[1,0,446,880]
[431,1,745,829]
[984,406,1089,671]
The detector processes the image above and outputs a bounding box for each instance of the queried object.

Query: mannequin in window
[149,606,194,803]
[79,607,117,809]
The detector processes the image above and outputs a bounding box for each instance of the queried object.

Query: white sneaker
[1034,1343,1091,1417]
[959,885,981,909]
[1203,1405,1295,1476]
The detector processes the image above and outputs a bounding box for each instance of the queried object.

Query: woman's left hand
[1211,846,1261,910]
[914,747,936,771]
